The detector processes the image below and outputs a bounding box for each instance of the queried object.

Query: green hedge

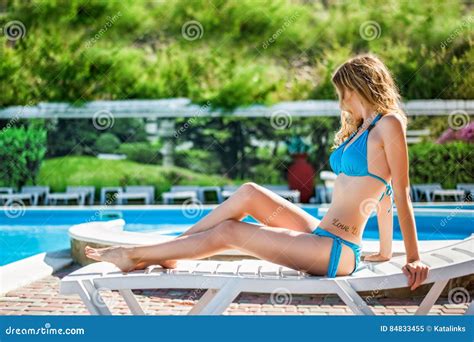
[408,142,473,189]
[118,142,161,165]
[37,156,232,198]
[0,126,47,188]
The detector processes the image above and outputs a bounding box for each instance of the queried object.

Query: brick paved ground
[0,265,469,316]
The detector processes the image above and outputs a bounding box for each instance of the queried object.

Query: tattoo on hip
[332,218,358,235]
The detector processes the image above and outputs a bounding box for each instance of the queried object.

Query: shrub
[0,126,47,188]
[408,142,473,189]
[94,133,120,154]
[175,148,221,174]
[118,142,161,164]
[37,156,232,198]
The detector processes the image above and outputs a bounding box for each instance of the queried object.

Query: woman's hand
[364,253,392,262]
[402,260,429,290]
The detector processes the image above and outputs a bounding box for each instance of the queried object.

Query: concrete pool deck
[0,264,470,316]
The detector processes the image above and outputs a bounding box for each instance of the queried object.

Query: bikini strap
[368,172,394,212]
[367,113,382,132]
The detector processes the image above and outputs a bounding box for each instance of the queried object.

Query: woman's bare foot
[85,246,136,272]
[85,246,178,272]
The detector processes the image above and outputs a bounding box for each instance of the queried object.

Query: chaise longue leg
[76,280,112,315]
[188,281,242,315]
[334,279,375,315]
[415,279,449,315]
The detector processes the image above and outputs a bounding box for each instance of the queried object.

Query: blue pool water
[0,206,472,266]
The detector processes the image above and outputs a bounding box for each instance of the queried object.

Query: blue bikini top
[329,113,393,212]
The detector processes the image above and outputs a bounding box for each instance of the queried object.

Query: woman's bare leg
[85,219,355,276]
[182,182,320,236]
[129,183,320,270]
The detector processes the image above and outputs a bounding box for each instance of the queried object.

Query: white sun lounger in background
[457,183,474,200]
[46,192,86,205]
[161,186,200,204]
[115,186,155,205]
[60,236,473,316]
[21,186,50,205]
[0,187,14,195]
[0,193,37,206]
[411,184,442,202]
[67,186,96,205]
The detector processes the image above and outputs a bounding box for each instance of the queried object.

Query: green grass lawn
[38,156,232,197]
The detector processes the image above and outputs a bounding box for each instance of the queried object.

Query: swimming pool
[0,205,472,266]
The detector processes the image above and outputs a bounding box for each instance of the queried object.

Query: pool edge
[0,249,73,296]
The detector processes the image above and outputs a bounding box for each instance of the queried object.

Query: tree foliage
[0,0,472,107]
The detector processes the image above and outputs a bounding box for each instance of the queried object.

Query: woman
[86,54,429,290]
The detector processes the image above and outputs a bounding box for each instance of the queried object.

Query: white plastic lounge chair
[263,185,301,203]
[197,186,223,204]
[60,235,473,316]
[0,187,14,195]
[432,189,465,202]
[457,184,474,200]
[0,193,37,206]
[67,186,96,205]
[411,184,442,202]
[162,186,199,204]
[116,186,155,205]
[46,192,85,205]
[100,187,123,205]
[21,186,50,205]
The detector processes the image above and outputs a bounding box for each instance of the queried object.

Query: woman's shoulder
[377,113,406,133]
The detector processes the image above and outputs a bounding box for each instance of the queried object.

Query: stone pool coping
[0,249,72,296]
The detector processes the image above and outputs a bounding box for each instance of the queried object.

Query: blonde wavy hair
[331,54,407,147]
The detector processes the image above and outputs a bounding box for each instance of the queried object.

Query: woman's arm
[365,194,393,261]
[380,115,429,290]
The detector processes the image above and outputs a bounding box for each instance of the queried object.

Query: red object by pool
[287,153,315,203]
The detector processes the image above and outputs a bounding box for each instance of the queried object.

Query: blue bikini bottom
[313,227,362,278]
